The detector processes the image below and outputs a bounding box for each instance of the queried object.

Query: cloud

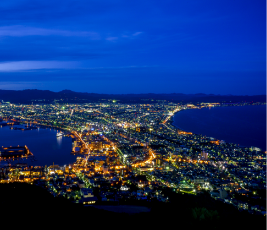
[0,61,79,71]
[106,32,142,41]
[106,36,118,41]
[0,35,103,62]
[0,82,39,90]
[132,32,142,36]
[0,25,100,39]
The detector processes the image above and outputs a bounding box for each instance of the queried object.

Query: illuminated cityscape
[0,100,265,215]
[0,0,265,227]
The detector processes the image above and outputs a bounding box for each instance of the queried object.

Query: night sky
[0,0,265,95]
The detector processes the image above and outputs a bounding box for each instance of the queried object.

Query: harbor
[0,124,75,166]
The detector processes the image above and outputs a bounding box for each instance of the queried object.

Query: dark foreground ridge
[0,89,265,104]
[0,183,265,229]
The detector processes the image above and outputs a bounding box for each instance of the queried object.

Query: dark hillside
[0,89,265,104]
[0,183,265,229]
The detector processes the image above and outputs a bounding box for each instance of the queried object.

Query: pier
[0,145,33,160]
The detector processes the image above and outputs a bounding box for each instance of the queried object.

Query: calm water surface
[0,125,76,166]
[173,105,266,151]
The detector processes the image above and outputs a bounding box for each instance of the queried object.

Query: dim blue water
[173,105,266,151]
[0,126,76,166]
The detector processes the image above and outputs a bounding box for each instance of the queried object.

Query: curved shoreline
[0,125,74,166]
[168,105,266,151]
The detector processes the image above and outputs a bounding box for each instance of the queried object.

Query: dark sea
[172,105,266,151]
[0,125,76,166]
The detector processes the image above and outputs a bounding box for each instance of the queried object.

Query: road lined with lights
[72,131,91,168]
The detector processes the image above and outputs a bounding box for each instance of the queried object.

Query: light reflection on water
[0,126,76,166]
[57,136,62,146]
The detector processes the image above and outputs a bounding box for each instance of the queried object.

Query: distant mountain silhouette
[0,89,265,104]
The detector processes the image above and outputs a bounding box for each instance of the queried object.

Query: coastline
[168,105,266,151]
[169,108,193,133]
[0,120,70,134]
[0,125,74,166]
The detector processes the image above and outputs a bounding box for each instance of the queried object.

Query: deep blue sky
[0,0,265,95]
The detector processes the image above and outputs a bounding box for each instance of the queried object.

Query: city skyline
[0,100,266,220]
[0,1,266,224]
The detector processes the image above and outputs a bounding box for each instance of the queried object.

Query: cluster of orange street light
[118,133,156,168]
